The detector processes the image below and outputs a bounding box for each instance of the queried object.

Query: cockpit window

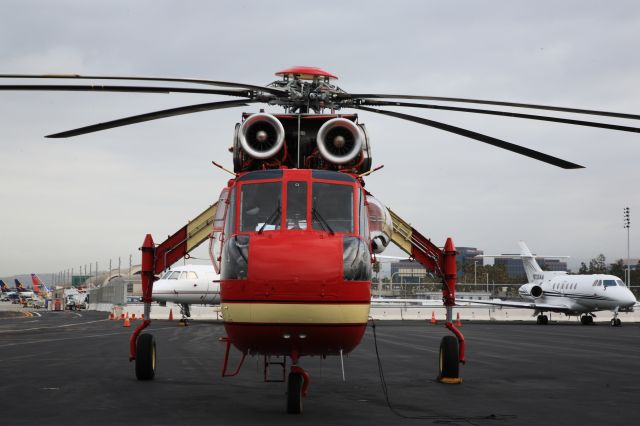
[286,181,307,230]
[187,272,198,280]
[603,279,618,287]
[240,182,282,232]
[312,182,354,233]
[615,279,625,287]
[167,271,179,280]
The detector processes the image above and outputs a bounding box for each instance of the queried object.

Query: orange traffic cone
[120,313,125,320]
[168,309,174,321]
[455,312,462,327]
[108,312,114,320]
[430,311,438,325]
[125,312,129,319]
[123,317,131,327]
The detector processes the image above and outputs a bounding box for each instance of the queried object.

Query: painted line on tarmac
[0,318,110,334]
[0,326,178,348]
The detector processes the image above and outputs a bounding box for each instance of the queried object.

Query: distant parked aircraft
[152,264,220,322]
[462,242,637,326]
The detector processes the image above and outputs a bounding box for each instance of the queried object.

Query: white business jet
[152,264,220,322]
[463,242,637,326]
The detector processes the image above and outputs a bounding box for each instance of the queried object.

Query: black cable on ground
[368,318,516,425]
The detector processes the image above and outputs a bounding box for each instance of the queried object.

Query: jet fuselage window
[239,181,282,232]
[312,182,354,233]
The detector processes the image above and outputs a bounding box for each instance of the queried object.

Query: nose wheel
[610,317,622,327]
[286,372,303,414]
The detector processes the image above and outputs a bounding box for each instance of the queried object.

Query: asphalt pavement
[1,309,638,425]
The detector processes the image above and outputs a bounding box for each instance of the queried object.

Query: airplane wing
[456,298,571,313]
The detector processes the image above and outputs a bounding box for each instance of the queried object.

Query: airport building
[456,247,484,276]
[495,256,568,279]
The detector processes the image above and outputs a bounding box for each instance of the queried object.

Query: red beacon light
[275,66,338,81]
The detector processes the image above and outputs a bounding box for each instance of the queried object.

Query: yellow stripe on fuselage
[221,303,370,324]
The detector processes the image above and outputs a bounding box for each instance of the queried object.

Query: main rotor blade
[355,106,584,169]
[343,93,640,121]
[360,100,640,134]
[0,84,252,97]
[0,74,285,96]
[46,99,256,138]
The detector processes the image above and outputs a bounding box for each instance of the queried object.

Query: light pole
[624,207,630,286]
[474,260,478,288]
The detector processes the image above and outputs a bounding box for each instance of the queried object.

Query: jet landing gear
[536,314,549,325]
[580,315,594,325]
[610,310,622,327]
[286,365,309,414]
[178,303,191,326]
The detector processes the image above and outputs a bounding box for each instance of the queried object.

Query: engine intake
[317,118,363,164]
[238,113,285,159]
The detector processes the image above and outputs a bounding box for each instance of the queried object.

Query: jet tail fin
[30,274,49,293]
[0,279,8,291]
[14,279,25,290]
[518,242,544,283]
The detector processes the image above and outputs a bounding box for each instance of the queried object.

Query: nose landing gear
[286,365,309,414]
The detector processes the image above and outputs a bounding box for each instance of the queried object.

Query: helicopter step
[264,355,287,382]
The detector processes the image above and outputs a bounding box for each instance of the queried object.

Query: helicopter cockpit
[214,168,372,282]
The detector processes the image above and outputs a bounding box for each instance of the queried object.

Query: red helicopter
[2,66,639,413]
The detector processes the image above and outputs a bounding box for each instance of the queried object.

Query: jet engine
[519,284,543,298]
[366,195,393,254]
[317,118,363,164]
[238,113,285,159]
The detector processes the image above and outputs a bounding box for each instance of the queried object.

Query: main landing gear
[135,333,156,380]
[580,315,594,325]
[536,314,549,325]
[438,336,459,380]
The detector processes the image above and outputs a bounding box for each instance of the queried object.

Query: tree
[588,254,607,274]
[578,262,588,274]
[609,259,625,280]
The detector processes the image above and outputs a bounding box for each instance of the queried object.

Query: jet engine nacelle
[238,113,285,159]
[366,195,393,254]
[317,118,364,164]
[519,284,543,299]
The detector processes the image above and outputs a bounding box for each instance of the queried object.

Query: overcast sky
[1,0,639,277]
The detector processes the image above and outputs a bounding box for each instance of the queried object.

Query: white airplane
[152,264,220,321]
[461,242,637,326]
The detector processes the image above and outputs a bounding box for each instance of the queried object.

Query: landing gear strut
[536,314,549,325]
[179,303,191,326]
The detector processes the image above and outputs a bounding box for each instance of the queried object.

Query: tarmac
[1,306,639,425]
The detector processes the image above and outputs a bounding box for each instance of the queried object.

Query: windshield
[240,181,282,232]
[286,181,307,230]
[312,182,354,233]
[603,279,618,287]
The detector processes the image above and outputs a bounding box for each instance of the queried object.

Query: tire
[438,336,459,379]
[536,316,542,325]
[580,316,588,325]
[135,333,156,381]
[542,315,549,325]
[616,318,622,326]
[286,372,303,414]
[588,316,594,325]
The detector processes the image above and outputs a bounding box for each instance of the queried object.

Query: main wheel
[438,335,459,379]
[580,316,588,325]
[536,315,542,325]
[286,372,303,414]
[616,318,622,326]
[541,315,549,325]
[588,316,594,325]
[135,333,156,381]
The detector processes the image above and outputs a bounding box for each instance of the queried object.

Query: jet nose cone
[625,290,638,306]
